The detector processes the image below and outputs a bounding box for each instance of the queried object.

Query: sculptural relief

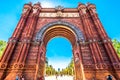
[39,12,80,17]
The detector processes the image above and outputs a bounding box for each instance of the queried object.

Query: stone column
[0,3,32,63]
[0,3,32,80]
[78,3,103,69]
[3,3,41,80]
[35,41,42,80]
[73,43,85,80]
[35,42,46,80]
[87,3,119,63]
[87,3,120,79]
[16,3,41,69]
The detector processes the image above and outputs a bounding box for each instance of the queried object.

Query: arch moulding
[35,20,84,42]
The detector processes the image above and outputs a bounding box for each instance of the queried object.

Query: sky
[46,37,72,70]
[0,0,120,70]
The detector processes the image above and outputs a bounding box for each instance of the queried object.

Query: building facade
[0,2,120,80]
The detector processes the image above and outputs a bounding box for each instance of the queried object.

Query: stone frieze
[39,12,79,17]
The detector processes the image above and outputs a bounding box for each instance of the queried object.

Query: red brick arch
[0,2,120,80]
[36,23,85,80]
[35,20,84,47]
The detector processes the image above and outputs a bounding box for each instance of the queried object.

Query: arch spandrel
[36,20,84,42]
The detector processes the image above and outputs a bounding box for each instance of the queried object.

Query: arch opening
[36,21,85,80]
[42,25,77,47]
[45,37,74,77]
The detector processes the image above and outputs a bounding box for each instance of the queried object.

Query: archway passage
[45,37,74,80]
[37,25,85,80]
[43,25,77,47]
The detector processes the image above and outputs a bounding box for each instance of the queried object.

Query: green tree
[112,39,120,57]
[0,40,7,58]
[45,57,75,76]
[61,58,74,76]
[45,63,57,75]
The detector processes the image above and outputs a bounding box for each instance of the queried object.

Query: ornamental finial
[55,5,64,11]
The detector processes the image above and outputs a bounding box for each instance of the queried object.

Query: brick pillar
[80,3,106,69]
[78,3,103,69]
[87,3,119,64]
[0,3,32,63]
[73,43,85,80]
[0,3,32,80]
[15,2,41,70]
[35,42,41,80]
[35,42,46,80]
[87,3,120,79]
[2,2,41,80]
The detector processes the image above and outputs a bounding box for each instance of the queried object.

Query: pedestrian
[39,76,44,80]
[16,74,19,80]
[20,75,25,80]
[56,74,58,80]
[107,75,112,80]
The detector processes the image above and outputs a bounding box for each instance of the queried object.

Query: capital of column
[102,38,111,43]
[21,37,31,43]
[8,37,18,43]
[77,3,87,15]
[33,39,42,46]
[22,2,32,14]
[32,2,41,15]
[77,40,85,45]
[78,38,107,45]
[78,3,86,10]
[33,2,41,9]
[86,3,97,13]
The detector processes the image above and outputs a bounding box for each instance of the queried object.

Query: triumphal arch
[0,2,120,80]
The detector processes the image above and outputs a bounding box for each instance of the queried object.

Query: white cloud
[48,56,71,71]
[41,1,55,8]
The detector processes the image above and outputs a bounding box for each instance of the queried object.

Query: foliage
[45,58,58,75]
[112,39,120,57]
[45,64,57,75]
[45,57,74,76]
[60,58,74,76]
[0,40,7,57]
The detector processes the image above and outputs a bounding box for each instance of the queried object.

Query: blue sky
[0,0,120,70]
[46,37,72,70]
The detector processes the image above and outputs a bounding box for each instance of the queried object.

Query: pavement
[45,75,74,80]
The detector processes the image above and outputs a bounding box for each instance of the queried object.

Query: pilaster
[0,3,32,80]
[73,43,85,80]
[0,3,32,63]
[87,3,120,79]
[87,3,120,64]
[78,3,103,69]
[16,2,41,64]
[12,2,32,38]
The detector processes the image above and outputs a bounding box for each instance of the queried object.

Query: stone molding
[39,12,79,17]
[36,20,84,41]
